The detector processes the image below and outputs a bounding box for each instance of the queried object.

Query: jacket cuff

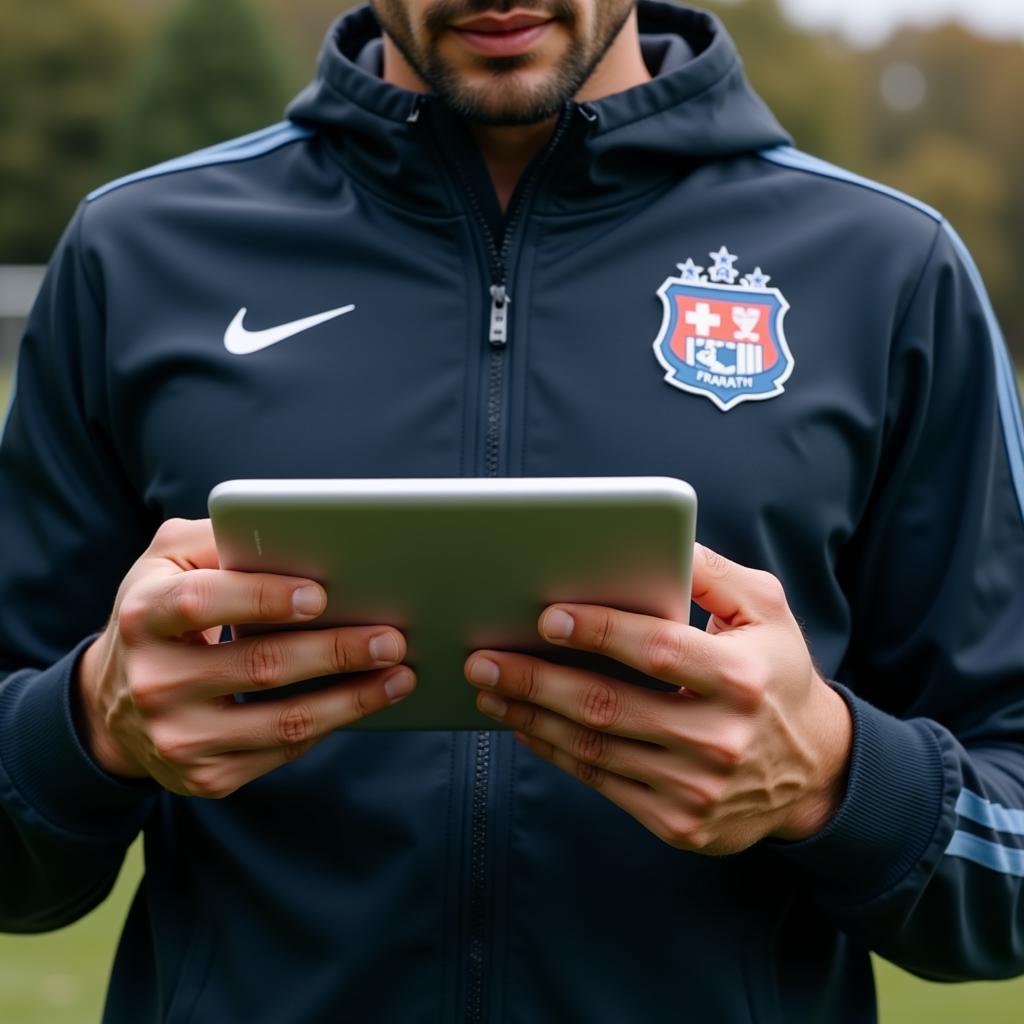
[771,683,950,905]
[0,638,156,838]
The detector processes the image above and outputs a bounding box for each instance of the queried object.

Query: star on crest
[741,267,771,290]
[675,258,705,282]
[708,246,739,284]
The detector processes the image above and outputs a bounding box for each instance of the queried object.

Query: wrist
[774,679,853,841]
[72,637,146,779]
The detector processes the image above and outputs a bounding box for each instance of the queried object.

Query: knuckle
[682,827,711,852]
[250,578,283,622]
[184,766,233,801]
[571,728,607,767]
[126,670,168,715]
[659,813,705,851]
[282,740,313,763]
[242,637,287,689]
[116,595,149,642]
[579,682,622,730]
[330,631,355,674]
[274,703,316,746]
[707,735,745,770]
[152,518,190,547]
[586,610,616,653]
[574,758,605,789]
[642,625,685,678]
[150,726,192,766]
[753,570,787,611]
[683,779,723,816]
[349,681,378,722]
[702,545,732,578]
[686,719,751,771]
[521,659,544,703]
[518,702,540,734]
[168,577,210,627]
[721,656,767,708]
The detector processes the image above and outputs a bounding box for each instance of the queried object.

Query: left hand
[464,544,852,855]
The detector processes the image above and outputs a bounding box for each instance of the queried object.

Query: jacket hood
[287,1,791,211]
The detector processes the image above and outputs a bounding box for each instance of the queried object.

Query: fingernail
[468,657,500,687]
[384,668,415,704]
[369,633,401,664]
[293,586,325,617]
[478,692,508,719]
[543,609,575,640]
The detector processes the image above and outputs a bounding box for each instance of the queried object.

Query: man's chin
[434,75,572,126]
[457,101,565,126]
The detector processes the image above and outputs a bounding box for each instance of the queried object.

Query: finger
[207,665,416,753]
[147,517,221,571]
[689,544,788,626]
[512,728,665,827]
[475,690,663,785]
[466,651,683,742]
[533,604,740,698]
[513,732,716,851]
[126,568,329,639]
[154,624,407,699]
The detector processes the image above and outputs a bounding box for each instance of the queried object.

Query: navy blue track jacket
[2,4,1024,1021]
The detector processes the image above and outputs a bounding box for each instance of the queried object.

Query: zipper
[454,103,577,1024]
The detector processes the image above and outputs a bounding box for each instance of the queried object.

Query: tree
[862,26,1024,360]
[107,0,296,178]
[703,2,1023,363]
[704,0,872,166]
[258,0,359,76]
[0,0,136,263]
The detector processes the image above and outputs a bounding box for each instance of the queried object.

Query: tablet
[208,477,697,730]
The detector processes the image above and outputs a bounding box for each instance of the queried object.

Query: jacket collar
[286,2,791,213]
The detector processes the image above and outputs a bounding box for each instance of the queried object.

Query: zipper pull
[489,284,510,345]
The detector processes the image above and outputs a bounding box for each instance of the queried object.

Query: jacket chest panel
[512,208,890,531]
[503,212,892,663]
[106,216,476,517]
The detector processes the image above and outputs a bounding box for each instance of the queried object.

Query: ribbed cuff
[770,683,949,905]
[0,638,157,838]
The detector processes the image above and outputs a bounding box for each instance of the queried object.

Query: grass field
[0,842,1023,1023]
[2,365,1024,1021]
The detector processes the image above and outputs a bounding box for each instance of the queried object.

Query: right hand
[75,518,415,798]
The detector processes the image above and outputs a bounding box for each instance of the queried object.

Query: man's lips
[450,12,556,57]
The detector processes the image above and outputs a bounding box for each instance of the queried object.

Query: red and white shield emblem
[653,248,795,412]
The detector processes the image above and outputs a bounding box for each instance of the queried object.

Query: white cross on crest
[685,302,721,337]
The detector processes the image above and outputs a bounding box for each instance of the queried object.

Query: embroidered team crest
[653,247,794,412]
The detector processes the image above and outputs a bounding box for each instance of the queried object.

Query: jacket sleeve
[0,206,158,934]
[772,219,1024,980]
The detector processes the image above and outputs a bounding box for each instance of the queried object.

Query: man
[1,1,1022,1020]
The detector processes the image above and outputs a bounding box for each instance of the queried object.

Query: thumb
[690,543,761,629]
[148,518,221,572]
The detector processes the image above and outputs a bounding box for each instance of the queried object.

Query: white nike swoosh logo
[224,304,356,355]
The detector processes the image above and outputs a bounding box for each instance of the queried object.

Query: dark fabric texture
[2,4,1024,1021]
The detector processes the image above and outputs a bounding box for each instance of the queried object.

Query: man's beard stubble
[371,0,635,126]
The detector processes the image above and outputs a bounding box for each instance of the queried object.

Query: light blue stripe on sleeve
[956,789,1024,836]
[758,144,1024,524]
[87,122,314,202]
[758,145,941,222]
[946,831,1024,877]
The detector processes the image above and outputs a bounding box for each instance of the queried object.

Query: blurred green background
[2,1,1024,1020]
[0,835,1022,1023]
[2,0,1023,360]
